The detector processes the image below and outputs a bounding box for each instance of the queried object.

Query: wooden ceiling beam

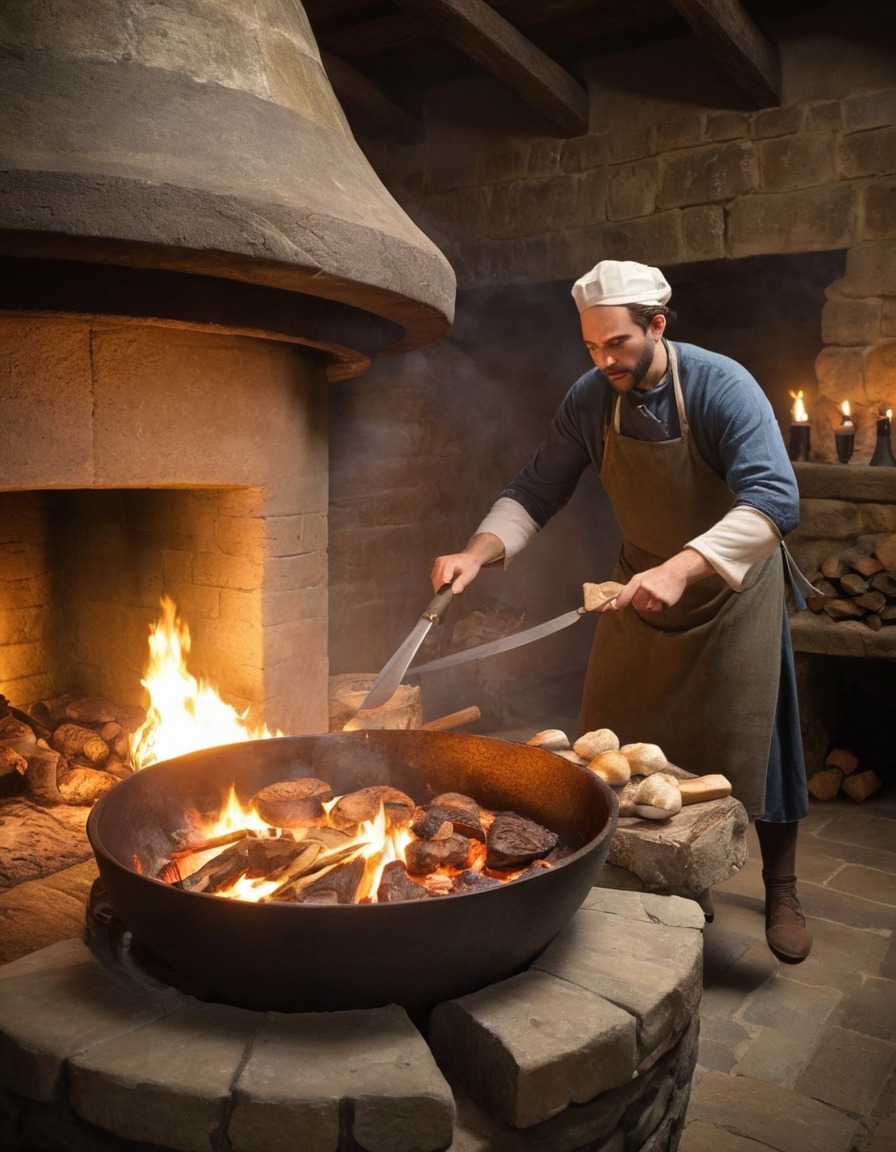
[392,0,590,136]
[320,49,422,141]
[669,0,782,107]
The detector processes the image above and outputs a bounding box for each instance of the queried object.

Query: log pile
[0,692,144,806]
[159,780,564,904]
[806,533,896,630]
[808,746,882,804]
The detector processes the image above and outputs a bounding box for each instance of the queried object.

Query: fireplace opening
[0,487,267,724]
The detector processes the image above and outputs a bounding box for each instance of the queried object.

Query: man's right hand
[431,532,505,594]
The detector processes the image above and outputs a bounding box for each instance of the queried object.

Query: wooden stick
[421,706,481,731]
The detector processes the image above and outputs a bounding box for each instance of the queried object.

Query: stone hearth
[0,887,703,1152]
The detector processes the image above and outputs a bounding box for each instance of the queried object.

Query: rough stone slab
[429,967,638,1130]
[532,897,703,1059]
[0,940,179,1101]
[68,1000,262,1152]
[686,1069,858,1152]
[680,1118,771,1150]
[0,859,97,965]
[445,1015,698,1152]
[229,1005,454,1152]
[582,888,706,930]
[604,796,748,893]
[793,1023,896,1117]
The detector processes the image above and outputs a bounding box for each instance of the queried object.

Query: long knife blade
[358,584,454,710]
[409,607,587,676]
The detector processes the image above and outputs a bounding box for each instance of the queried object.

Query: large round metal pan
[87,730,618,1013]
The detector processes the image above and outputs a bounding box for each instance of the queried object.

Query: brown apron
[579,344,783,816]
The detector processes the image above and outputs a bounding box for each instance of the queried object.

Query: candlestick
[834,425,855,463]
[869,411,896,467]
[789,422,811,462]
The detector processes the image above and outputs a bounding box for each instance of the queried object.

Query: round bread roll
[573,728,620,760]
[620,742,668,774]
[587,749,631,787]
[526,729,570,751]
[632,772,681,819]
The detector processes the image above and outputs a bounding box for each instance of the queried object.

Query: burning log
[410,806,454,840]
[300,856,367,904]
[251,778,333,828]
[428,791,486,841]
[451,869,503,894]
[404,833,475,875]
[170,829,256,859]
[246,837,307,876]
[329,785,415,831]
[376,860,429,902]
[176,842,251,893]
[486,814,559,869]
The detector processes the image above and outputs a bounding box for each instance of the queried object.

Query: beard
[605,337,656,393]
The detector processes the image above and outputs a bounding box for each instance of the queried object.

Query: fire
[790,390,809,422]
[169,787,499,905]
[130,597,280,770]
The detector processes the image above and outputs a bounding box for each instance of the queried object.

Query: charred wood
[251,778,332,828]
[329,785,415,831]
[428,791,486,841]
[486,813,559,869]
[376,860,430,902]
[404,833,474,875]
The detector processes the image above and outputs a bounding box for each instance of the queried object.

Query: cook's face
[580,306,658,393]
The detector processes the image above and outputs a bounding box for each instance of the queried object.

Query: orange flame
[130,596,280,770]
[790,390,809,423]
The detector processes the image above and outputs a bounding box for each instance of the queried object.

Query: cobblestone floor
[681,791,896,1152]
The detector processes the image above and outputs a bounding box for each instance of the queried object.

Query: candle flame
[790,391,809,423]
[841,401,851,418]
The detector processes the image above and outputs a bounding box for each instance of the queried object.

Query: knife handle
[422,583,454,624]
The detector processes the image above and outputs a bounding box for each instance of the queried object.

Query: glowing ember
[130,597,280,770]
[790,390,809,423]
[162,785,548,905]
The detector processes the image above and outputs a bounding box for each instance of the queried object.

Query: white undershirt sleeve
[686,505,781,590]
[474,497,540,565]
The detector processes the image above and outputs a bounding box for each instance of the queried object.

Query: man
[431,259,812,963]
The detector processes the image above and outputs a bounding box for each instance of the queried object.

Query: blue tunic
[500,340,808,823]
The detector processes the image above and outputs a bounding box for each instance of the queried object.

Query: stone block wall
[327,0,895,723]
[359,2,895,465]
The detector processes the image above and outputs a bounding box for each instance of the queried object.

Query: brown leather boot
[762,872,812,963]
[755,819,812,963]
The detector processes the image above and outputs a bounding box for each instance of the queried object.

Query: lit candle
[788,390,810,462]
[834,400,855,463]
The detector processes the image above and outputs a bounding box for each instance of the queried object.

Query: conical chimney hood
[0,0,455,378]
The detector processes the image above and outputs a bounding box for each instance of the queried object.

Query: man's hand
[613,548,714,613]
[431,532,505,594]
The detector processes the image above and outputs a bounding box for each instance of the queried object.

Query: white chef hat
[571,260,672,312]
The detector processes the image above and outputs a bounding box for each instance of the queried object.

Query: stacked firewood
[0,693,144,806]
[806,533,896,629]
[808,747,881,803]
